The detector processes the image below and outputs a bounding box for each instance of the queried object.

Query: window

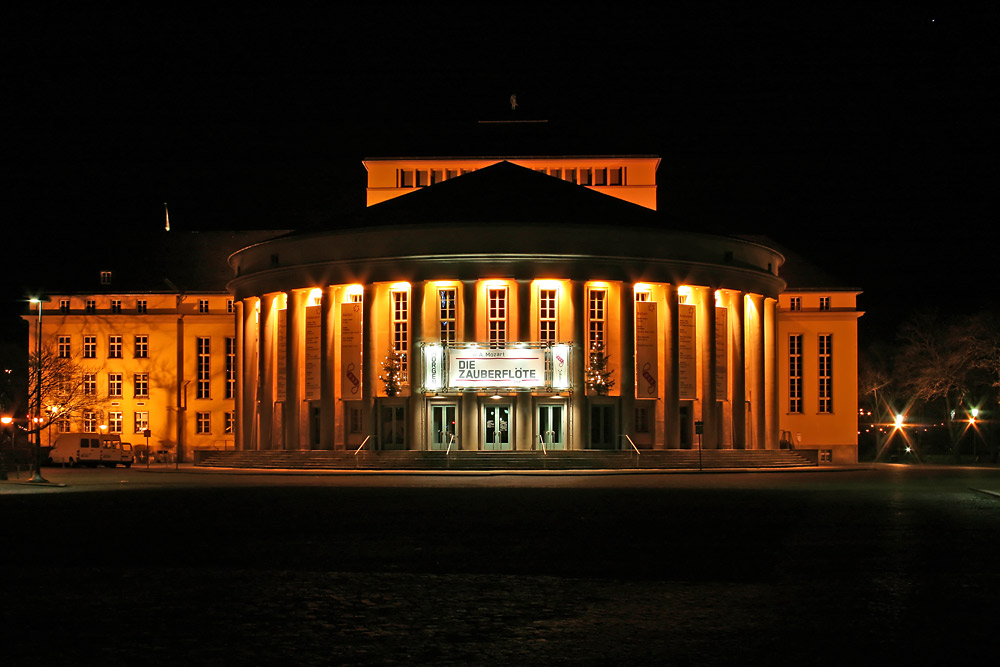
[608,167,624,186]
[348,406,363,433]
[579,169,592,186]
[111,299,122,313]
[635,405,650,434]
[488,287,507,346]
[134,411,149,434]
[564,168,577,184]
[588,288,607,352]
[196,412,211,434]
[438,288,457,343]
[108,335,122,359]
[100,271,112,285]
[109,411,123,434]
[399,170,415,187]
[60,299,70,313]
[196,337,210,399]
[86,300,96,313]
[83,335,96,358]
[227,299,235,314]
[134,373,149,398]
[134,335,148,359]
[199,299,209,313]
[108,373,123,398]
[818,334,833,413]
[392,290,408,376]
[635,289,650,302]
[58,336,71,358]
[789,297,801,311]
[83,411,97,432]
[224,411,235,435]
[136,299,147,314]
[225,337,236,399]
[594,168,607,186]
[57,417,71,433]
[83,373,96,396]
[819,296,831,311]
[788,334,803,413]
[539,288,557,342]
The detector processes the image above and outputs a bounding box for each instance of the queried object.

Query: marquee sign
[423,343,571,391]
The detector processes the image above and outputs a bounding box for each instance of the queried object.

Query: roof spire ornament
[509,94,518,111]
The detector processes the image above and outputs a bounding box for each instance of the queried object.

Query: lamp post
[29,297,49,484]
[0,415,10,480]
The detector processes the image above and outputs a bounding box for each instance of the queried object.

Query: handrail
[354,435,371,455]
[536,433,547,455]
[622,434,640,456]
[445,433,456,455]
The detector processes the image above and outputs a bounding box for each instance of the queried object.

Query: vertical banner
[551,344,570,389]
[340,302,363,399]
[423,344,442,391]
[304,305,321,400]
[276,312,287,402]
[678,304,697,400]
[635,301,659,398]
[715,306,728,401]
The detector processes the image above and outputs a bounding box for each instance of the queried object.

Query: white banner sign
[635,302,659,398]
[447,347,546,388]
[304,305,321,400]
[678,304,697,400]
[340,303,363,399]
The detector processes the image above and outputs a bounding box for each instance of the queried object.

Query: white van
[49,433,134,468]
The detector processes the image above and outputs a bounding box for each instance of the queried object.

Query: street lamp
[28,296,49,484]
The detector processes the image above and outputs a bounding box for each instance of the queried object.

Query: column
[516,280,532,450]
[664,284,680,449]
[320,285,337,450]
[361,284,376,447]
[620,283,635,449]
[258,293,276,450]
[764,297,778,449]
[751,293,767,450]
[460,280,478,450]
[699,287,719,449]
[732,292,746,449]
[408,281,425,450]
[284,289,302,450]
[240,298,259,451]
[570,280,586,450]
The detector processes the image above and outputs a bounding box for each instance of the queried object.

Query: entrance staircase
[194,449,816,471]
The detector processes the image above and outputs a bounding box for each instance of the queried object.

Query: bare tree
[26,346,105,434]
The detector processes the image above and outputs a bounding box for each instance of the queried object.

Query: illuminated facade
[228,158,859,458]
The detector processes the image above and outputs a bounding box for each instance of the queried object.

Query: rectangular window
[84,373,96,396]
[539,288,557,342]
[588,288,607,352]
[83,411,97,432]
[635,405,650,433]
[196,412,211,434]
[635,289,650,302]
[108,373,123,398]
[789,296,801,311]
[608,167,624,186]
[819,296,831,311]
[349,406,363,433]
[438,288,457,343]
[108,411,123,434]
[594,167,607,186]
[224,411,235,435]
[108,335,122,359]
[818,334,833,413]
[488,287,507,346]
[227,299,235,314]
[225,337,236,399]
[57,417,71,433]
[86,300,96,313]
[83,335,96,359]
[58,336,71,358]
[136,299,147,314]
[196,337,210,399]
[134,411,149,434]
[788,334,803,413]
[392,290,408,376]
[198,299,210,313]
[134,373,149,398]
[134,335,148,359]
[579,169,592,186]
[565,168,577,184]
[111,299,122,313]
[100,271,112,285]
[60,299,70,313]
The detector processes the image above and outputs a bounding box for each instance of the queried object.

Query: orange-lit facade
[228,157,860,459]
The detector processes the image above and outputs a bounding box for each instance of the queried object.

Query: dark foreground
[3,465,999,665]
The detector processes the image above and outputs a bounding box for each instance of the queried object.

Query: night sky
[4,7,996,345]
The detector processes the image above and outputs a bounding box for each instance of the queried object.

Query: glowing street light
[28,296,49,484]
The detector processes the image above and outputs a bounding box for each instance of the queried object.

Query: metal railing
[622,434,640,466]
[536,434,547,455]
[354,435,371,455]
[445,434,457,455]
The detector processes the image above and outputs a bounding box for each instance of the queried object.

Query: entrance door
[430,404,458,450]
[380,405,406,450]
[589,404,616,449]
[483,403,512,450]
[537,404,565,450]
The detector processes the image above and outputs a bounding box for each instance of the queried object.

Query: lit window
[438,288,457,343]
[788,334,803,413]
[539,288,557,342]
[134,411,149,434]
[224,411,235,435]
[134,373,149,398]
[58,336,71,359]
[196,412,211,434]
[488,286,507,347]
[108,373,123,398]
[392,290,409,376]
[108,411,122,434]
[108,335,122,359]
[134,335,148,359]
[588,288,606,352]
[83,411,97,432]
[819,334,833,413]
[83,336,96,359]
[83,373,96,396]
[196,337,210,399]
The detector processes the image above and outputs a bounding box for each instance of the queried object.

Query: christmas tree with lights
[585,342,615,395]
[380,348,406,397]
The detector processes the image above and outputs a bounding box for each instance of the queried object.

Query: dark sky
[4,7,997,343]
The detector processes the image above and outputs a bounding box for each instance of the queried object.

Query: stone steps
[195,449,816,471]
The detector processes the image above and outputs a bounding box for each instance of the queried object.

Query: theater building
[228,157,859,458]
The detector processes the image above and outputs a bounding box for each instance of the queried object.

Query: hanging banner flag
[678,304,697,400]
[447,347,546,388]
[276,311,287,402]
[304,305,321,400]
[635,301,659,398]
[341,302,363,398]
[715,306,728,401]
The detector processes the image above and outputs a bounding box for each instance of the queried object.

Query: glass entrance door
[483,403,512,450]
[537,404,565,450]
[430,404,458,450]
[589,404,616,449]
[380,405,406,450]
